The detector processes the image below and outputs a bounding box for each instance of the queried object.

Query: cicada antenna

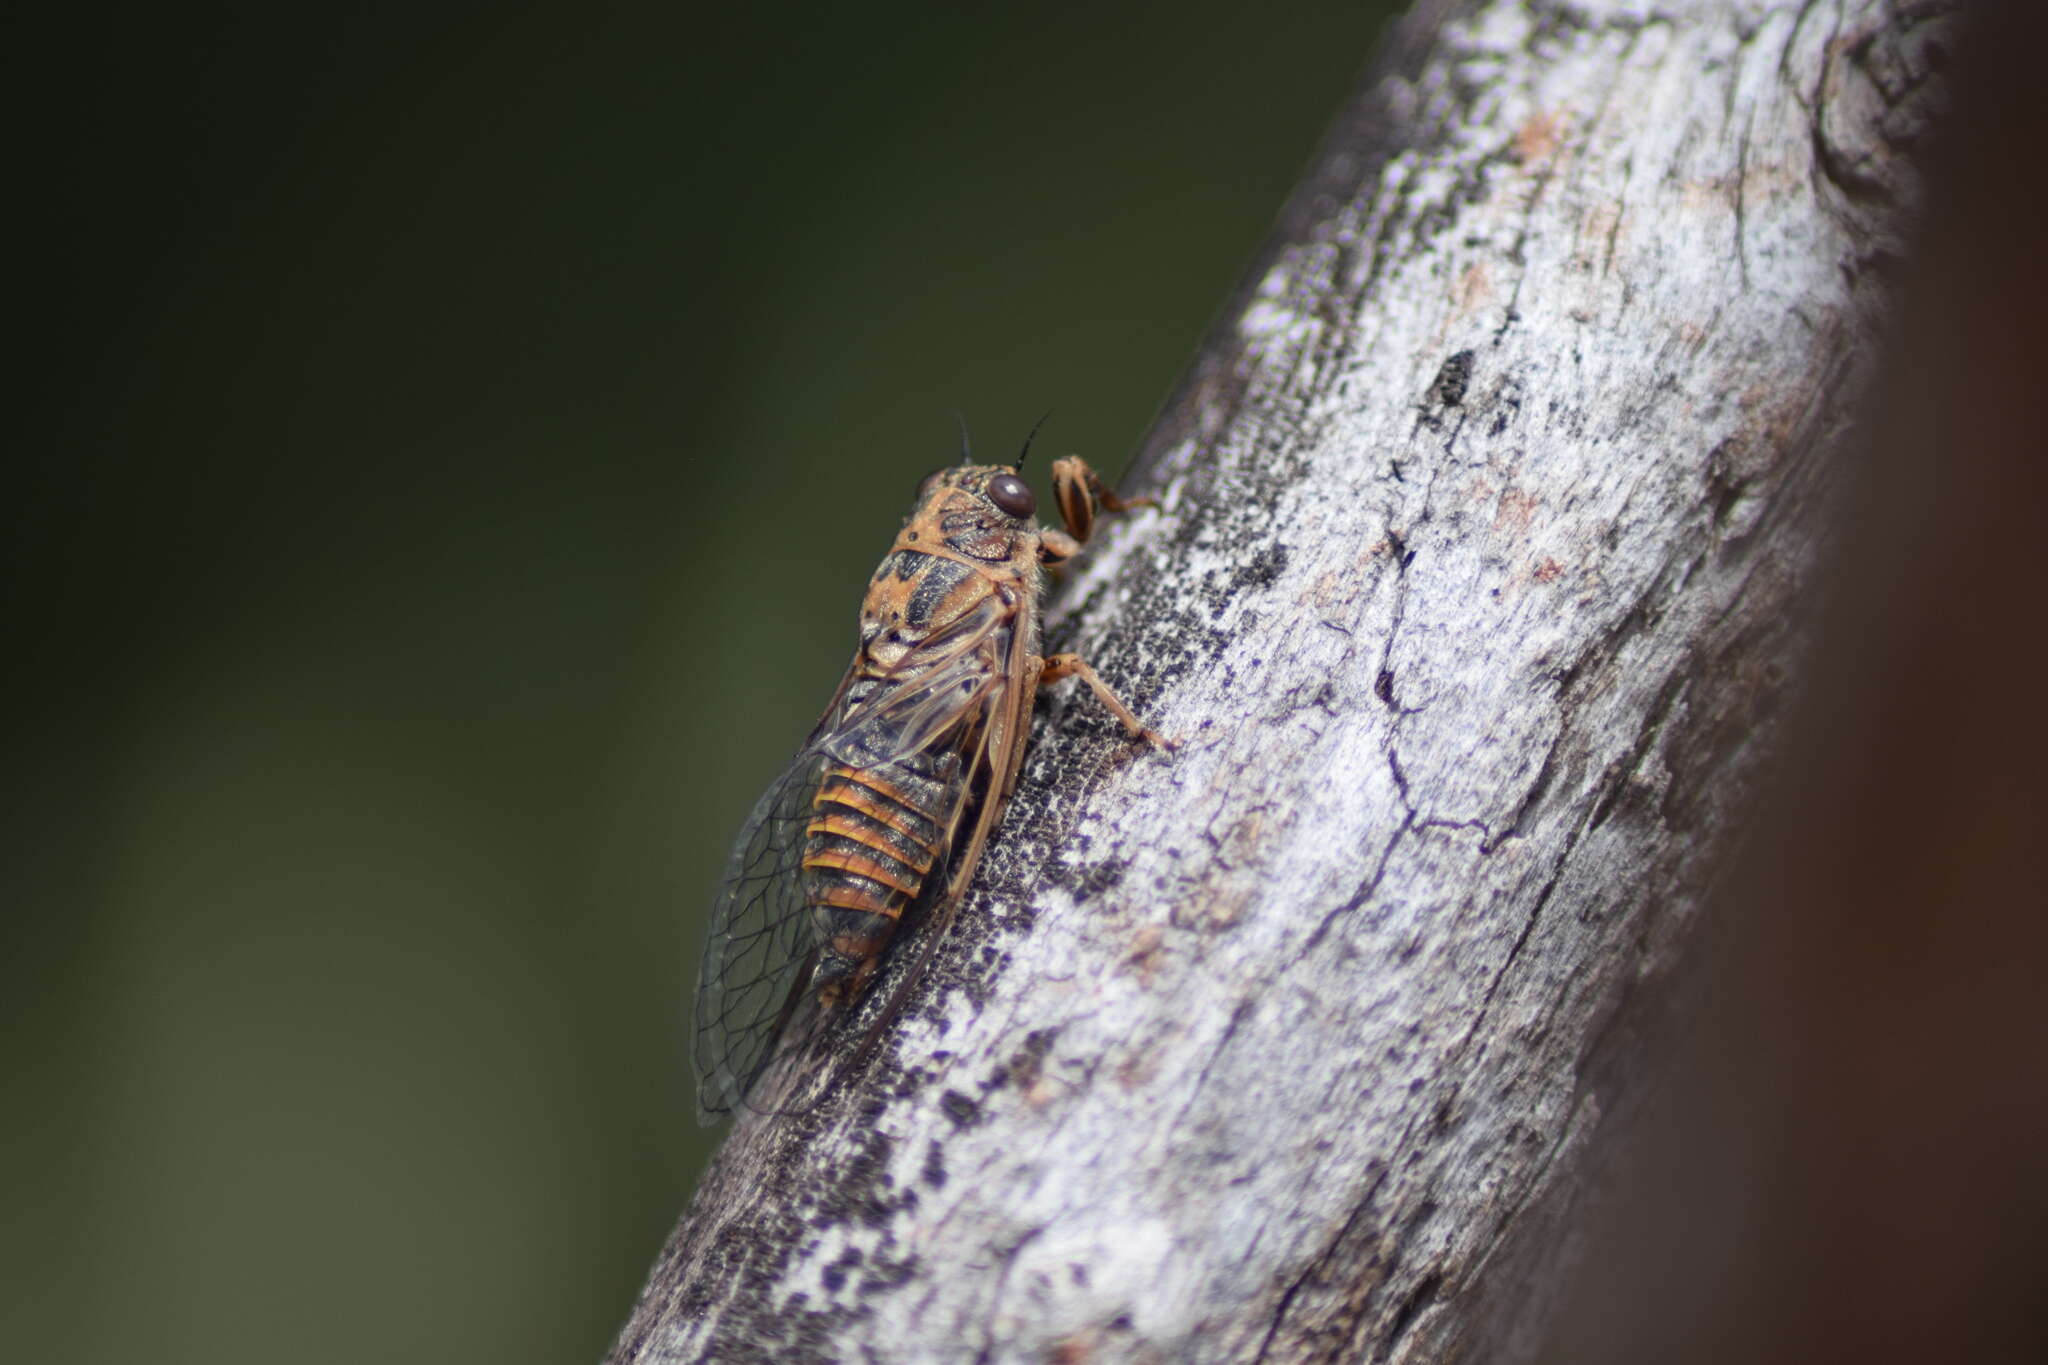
[952,410,972,465]
[1015,410,1053,470]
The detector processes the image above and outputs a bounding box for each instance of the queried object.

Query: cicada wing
[691,748,834,1123]
[820,599,1008,768]
[693,600,1017,1123]
[734,980,856,1119]
[690,742,952,1124]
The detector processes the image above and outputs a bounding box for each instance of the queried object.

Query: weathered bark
[610,1,1954,1360]
[1539,3,2048,1358]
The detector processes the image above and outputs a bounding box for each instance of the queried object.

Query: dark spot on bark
[1233,541,1290,592]
[1059,855,1128,903]
[857,1251,917,1296]
[1375,670,1396,706]
[1705,438,1751,528]
[1427,349,1474,406]
[809,1127,900,1232]
[1004,1029,1057,1092]
[1387,1271,1444,1345]
[820,1245,864,1294]
[939,1089,981,1127]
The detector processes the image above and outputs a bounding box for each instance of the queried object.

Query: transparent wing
[691,597,1011,1123]
[690,747,833,1123]
[821,599,1007,767]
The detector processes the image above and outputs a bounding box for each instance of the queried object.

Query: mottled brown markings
[901,555,976,629]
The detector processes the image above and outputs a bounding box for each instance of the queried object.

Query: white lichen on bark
[610,1,1953,1360]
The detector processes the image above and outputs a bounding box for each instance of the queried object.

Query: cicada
[691,429,1168,1123]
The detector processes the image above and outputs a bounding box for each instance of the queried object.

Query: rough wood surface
[609,1,1953,1360]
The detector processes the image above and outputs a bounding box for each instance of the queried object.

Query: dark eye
[988,472,1036,518]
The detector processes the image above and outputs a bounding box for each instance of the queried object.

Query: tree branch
[609,1,1956,1359]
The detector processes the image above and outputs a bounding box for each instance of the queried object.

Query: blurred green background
[8,3,1395,1360]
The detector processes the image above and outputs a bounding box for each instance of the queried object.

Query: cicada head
[905,463,1040,561]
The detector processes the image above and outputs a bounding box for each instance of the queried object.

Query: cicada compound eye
[988,472,1036,518]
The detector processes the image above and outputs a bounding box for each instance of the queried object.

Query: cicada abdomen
[802,747,962,1008]
[691,438,1166,1124]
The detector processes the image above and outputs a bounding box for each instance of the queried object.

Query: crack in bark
[1251,1164,1393,1365]
[1733,107,1755,290]
[1453,807,1588,1074]
[1170,996,1260,1133]
[1296,808,1417,963]
[970,1227,1045,1365]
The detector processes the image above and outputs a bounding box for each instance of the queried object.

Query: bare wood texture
[1541,4,2048,1358]
[610,2,1953,1360]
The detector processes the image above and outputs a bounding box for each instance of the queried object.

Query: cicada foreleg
[1033,458,1173,752]
[1045,456,1156,554]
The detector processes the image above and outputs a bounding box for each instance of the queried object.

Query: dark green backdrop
[9,4,1396,1360]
